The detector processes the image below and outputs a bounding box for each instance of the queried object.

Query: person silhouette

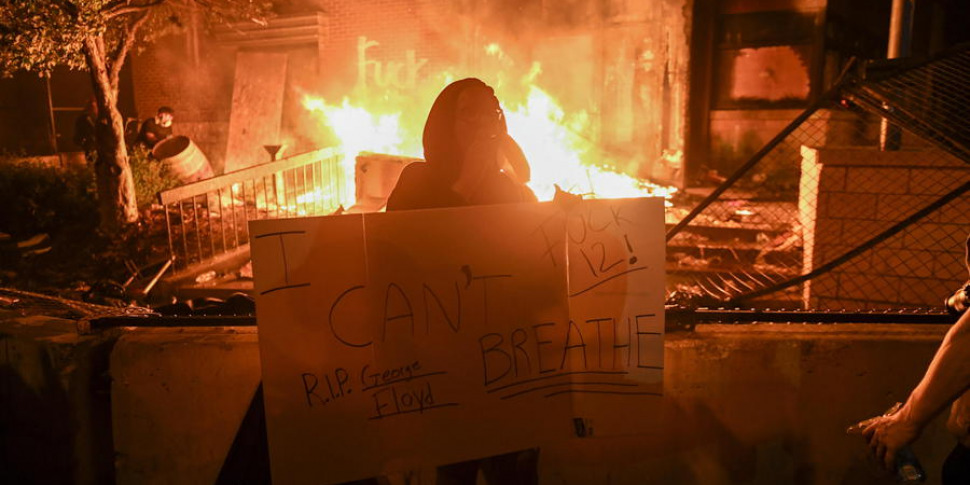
[386,77,539,485]
[386,77,536,211]
[136,106,175,149]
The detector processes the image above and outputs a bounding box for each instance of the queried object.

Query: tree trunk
[83,37,139,233]
[93,100,139,233]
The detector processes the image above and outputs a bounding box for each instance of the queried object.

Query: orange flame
[302,45,677,209]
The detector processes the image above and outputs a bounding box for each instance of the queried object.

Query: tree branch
[95,35,107,61]
[108,9,151,90]
[105,0,168,20]
[81,36,111,99]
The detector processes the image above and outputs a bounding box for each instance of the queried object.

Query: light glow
[302,44,677,209]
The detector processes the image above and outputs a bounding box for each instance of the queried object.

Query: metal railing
[158,147,346,272]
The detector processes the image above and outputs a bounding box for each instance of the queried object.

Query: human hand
[497,134,529,184]
[451,134,501,202]
[853,404,923,470]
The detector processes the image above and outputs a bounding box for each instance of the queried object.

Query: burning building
[129,0,691,203]
[116,0,970,310]
[7,2,970,484]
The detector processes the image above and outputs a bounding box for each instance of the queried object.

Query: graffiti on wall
[356,36,428,90]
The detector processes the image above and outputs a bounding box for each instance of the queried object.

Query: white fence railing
[158,147,345,271]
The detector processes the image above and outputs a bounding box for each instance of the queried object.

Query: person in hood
[386,78,539,485]
[386,78,536,211]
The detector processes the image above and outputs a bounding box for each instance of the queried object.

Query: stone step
[667,244,801,267]
[666,222,791,243]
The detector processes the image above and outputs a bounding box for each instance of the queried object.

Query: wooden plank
[224,51,289,173]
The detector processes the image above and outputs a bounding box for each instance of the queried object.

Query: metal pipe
[179,199,190,269]
[164,201,176,267]
[301,165,309,215]
[206,193,216,259]
[135,258,174,298]
[84,307,959,332]
[193,194,203,264]
[240,181,250,245]
[231,183,240,248]
[44,75,59,155]
[880,0,914,151]
[218,187,227,253]
[666,307,958,327]
[887,0,914,59]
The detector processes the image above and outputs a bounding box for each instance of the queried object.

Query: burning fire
[502,84,677,202]
[301,97,419,208]
[302,47,677,209]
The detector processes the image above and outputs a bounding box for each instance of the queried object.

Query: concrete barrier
[0,313,118,484]
[543,324,953,484]
[2,318,958,484]
[110,327,261,485]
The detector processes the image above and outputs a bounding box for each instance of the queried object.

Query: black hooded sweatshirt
[386,78,536,211]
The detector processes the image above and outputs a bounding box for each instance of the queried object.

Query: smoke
[283,0,689,186]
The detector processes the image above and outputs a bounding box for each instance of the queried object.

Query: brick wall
[315,0,458,95]
[131,33,237,171]
[279,1,461,157]
[800,146,970,309]
[131,1,464,169]
[708,108,888,178]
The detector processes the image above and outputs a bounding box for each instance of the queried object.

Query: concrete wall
[4,316,963,484]
[0,314,117,484]
[111,328,261,484]
[547,324,954,484]
[800,146,970,309]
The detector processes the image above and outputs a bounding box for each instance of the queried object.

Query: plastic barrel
[152,136,214,183]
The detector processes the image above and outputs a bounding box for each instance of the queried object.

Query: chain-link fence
[667,44,970,311]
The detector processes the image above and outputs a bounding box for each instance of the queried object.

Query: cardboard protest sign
[251,197,664,484]
[559,199,665,437]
